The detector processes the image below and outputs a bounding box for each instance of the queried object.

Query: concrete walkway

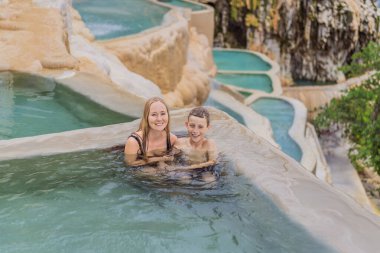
[319,130,377,214]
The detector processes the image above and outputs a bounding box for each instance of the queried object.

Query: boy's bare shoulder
[203,138,215,148]
[174,137,188,147]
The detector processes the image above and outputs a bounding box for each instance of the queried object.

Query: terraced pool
[215,73,273,93]
[73,0,169,40]
[0,149,332,253]
[213,49,272,72]
[0,72,135,140]
[250,98,302,161]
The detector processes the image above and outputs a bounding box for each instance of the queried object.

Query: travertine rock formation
[211,0,379,82]
[101,10,215,107]
[0,0,215,106]
[0,0,77,72]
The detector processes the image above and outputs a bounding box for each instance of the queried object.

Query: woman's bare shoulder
[125,134,140,154]
[170,132,178,143]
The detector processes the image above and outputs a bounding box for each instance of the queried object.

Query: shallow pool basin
[0,72,135,140]
[213,49,272,72]
[215,73,273,93]
[73,0,169,40]
[0,148,332,252]
[250,98,302,161]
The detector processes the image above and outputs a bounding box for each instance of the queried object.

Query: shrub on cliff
[340,41,380,78]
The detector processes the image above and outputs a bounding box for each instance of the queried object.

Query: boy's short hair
[188,107,210,126]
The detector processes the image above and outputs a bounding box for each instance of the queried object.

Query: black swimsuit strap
[130,132,171,156]
[166,133,172,151]
[129,133,145,157]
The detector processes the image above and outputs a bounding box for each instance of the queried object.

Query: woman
[124,97,177,167]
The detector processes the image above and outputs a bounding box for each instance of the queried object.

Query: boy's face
[185,115,209,143]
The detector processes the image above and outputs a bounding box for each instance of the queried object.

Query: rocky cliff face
[210,0,379,83]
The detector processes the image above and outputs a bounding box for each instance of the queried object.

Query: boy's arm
[175,140,217,170]
[176,160,216,171]
[207,140,217,163]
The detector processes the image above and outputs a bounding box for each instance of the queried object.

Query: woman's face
[148,101,168,131]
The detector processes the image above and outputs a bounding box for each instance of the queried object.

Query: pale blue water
[0,149,334,253]
[251,98,302,161]
[205,97,245,125]
[158,0,206,11]
[73,0,169,40]
[215,73,273,93]
[213,50,271,71]
[0,72,135,140]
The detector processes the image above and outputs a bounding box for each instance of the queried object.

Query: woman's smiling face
[148,101,168,131]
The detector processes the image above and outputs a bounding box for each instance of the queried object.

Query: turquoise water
[216,73,273,93]
[0,149,333,253]
[73,0,169,40]
[158,0,206,11]
[205,97,245,125]
[0,72,135,140]
[251,98,302,161]
[213,50,271,71]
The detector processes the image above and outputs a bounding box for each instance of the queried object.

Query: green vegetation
[340,41,380,78]
[314,42,380,175]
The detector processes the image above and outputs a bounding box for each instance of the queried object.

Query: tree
[314,42,380,174]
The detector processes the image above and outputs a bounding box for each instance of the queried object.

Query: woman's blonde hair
[138,97,171,158]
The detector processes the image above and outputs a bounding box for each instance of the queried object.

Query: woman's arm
[124,137,174,166]
[124,137,143,166]
[125,153,174,167]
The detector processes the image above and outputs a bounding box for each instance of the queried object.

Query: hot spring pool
[0,72,135,140]
[251,98,302,161]
[0,149,333,252]
[73,0,170,40]
[215,73,273,93]
[213,49,272,72]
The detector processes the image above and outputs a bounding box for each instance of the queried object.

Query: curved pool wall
[215,73,273,93]
[156,0,207,11]
[248,97,302,162]
[246,93,317,171]
[0,71,136,140]
[154,0,215,45]
[1,108,380,253]
[206,87,277,147]
[213,48,282,95]
[213,48,272,71]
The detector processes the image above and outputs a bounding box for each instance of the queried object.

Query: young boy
[173,107,218,181]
